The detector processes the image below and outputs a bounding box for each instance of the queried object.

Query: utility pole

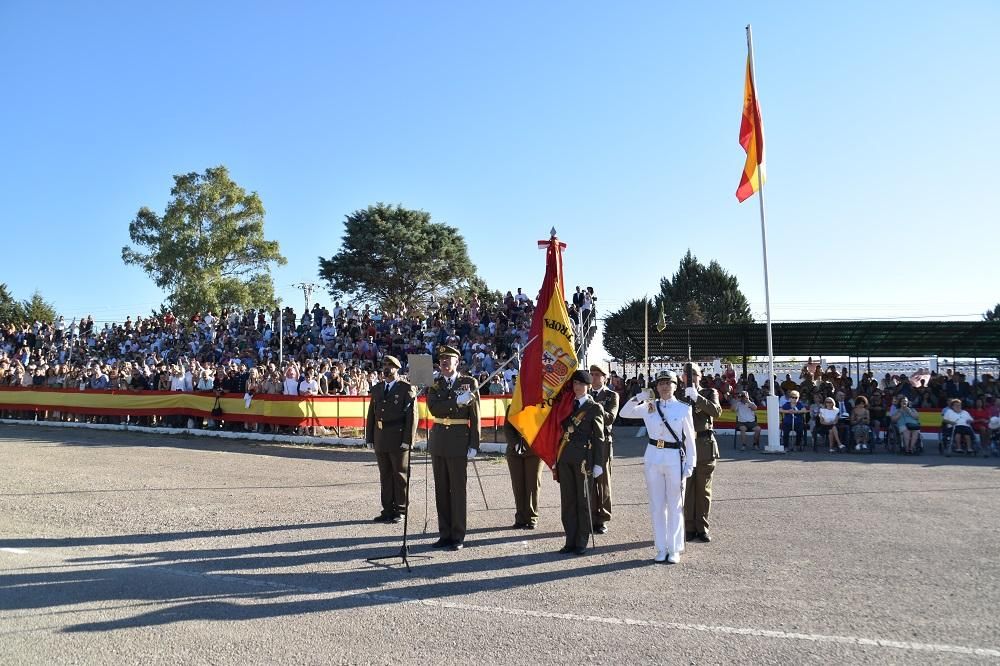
[291,282,320,313]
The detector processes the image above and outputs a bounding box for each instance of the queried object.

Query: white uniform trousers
[643,446,686,555]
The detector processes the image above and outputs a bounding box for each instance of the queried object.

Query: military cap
[589,364,607,377]
[654,370,679,385]
[570,369,593,385]
[437,345,461,358]
[382,355,402,369]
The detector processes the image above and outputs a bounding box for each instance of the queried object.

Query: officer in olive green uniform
[682,362,722,542]
[588,364,619,534]
[504,405,543,529]
[556,369,606,555]
[366,355,418,523]
[426,345,481,551]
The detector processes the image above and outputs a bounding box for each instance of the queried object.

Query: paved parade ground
[2,424,999,664]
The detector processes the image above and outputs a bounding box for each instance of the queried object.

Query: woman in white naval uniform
[619,370,696,563]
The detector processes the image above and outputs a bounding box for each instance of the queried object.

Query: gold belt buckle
[656,439,665,449]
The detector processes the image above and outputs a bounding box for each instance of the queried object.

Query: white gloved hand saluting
[684,386,699,401]
[456,390,473,406]
[467,447,477,460]
[592,465,604,478]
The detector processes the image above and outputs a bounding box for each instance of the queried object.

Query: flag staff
[746,24,782,453]
[644,296,650,384]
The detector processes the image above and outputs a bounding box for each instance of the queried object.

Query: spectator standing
[282,366,300,395]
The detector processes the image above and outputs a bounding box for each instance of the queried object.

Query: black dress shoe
[593,524,608,534]
[388,514,403,524]
[574,547,587,555]
[431,537,451,548]
[511,522,528,529]
[450,541,464,551]
[685,531,695,542]
[695,532,712,543]
[558,545,575,554]
[373,514,391,523]
[524,523,537,530]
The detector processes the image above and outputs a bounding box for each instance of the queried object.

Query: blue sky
[1,2,997,358]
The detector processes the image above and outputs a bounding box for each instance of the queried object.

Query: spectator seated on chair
[817,397,844,452]
[891,397,921,454]
[731,391,761,450]
[969,397,991,453]
[780,390,808,451]
[850,396,872,451]
[868,390,888,442]
[942,398,975,454]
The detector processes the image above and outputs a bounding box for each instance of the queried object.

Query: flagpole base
[763,396,784,454]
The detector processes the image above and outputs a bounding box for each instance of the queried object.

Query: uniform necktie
[384,384,390,398]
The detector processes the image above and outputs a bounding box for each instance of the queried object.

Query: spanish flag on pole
[507,233,578,468]
[736,34,765,203]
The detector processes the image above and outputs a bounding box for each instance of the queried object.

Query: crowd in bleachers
[610,358,1000,456]
[0,286,599,429]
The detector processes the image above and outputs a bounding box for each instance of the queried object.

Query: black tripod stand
[366,443,432,572]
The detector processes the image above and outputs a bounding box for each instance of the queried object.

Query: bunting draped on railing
[0,387,511,429]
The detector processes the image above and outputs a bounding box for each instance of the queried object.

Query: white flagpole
[644,296,650,385]
[747,24,783,454]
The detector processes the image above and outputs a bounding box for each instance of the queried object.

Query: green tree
[318,203,480,313]
[657,250,752,325]
[122,166,287,318]
[985,304,1000,321]
[602,251,753,360]
[601,298,649,360]
[448,275,504,311]
[20,291,58,323]
[0,283,22,324]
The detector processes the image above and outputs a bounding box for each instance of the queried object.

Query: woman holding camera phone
[891,397,921,454]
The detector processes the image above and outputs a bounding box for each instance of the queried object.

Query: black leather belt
[648,439,680,449]
[697,429,715,438]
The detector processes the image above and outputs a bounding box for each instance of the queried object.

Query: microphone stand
[366,386,432,573]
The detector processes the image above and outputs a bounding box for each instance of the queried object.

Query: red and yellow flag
[507,235,578,468]
[736,50,765,202]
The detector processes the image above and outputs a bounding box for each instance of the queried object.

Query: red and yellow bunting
[0,387,511,429]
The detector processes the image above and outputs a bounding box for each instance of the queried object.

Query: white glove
[682,463,693,479]
[592,465,604,478]
[684,386,699,401]
[456,390,473,406]
[467,448,477,459]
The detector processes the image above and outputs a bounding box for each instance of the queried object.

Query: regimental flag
[736,46,765,202]
[507,235,578,468]
[655,301,667,333]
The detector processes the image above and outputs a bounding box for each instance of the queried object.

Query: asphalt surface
[1,424,999,664]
